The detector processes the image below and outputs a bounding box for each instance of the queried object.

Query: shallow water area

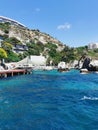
[0,69,98,130]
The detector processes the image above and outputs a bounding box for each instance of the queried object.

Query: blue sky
[0,0,98,47]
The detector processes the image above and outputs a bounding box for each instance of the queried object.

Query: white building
[16,55,46,67]
[88,43,98,49]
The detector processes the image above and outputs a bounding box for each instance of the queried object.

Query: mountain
[0,16,64,50]
[0,16,77,64]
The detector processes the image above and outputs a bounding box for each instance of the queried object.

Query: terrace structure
[12,44,28,54]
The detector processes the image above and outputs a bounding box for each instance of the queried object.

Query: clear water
[0,69,98,130]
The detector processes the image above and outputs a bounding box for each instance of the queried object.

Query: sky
[0,0,98,47]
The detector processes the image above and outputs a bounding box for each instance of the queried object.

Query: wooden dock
[0,69,32,78]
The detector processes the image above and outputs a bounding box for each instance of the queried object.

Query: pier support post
[4,73,7,78]
[11,72,13,77]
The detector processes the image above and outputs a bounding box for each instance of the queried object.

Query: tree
[0,48,7,59]
[6,51,20,62]
[4,37,22,45]
[1,42,13,52]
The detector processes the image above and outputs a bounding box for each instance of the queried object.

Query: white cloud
[33,8,40,14]
[35,8,40,12]
[57,23,71,30]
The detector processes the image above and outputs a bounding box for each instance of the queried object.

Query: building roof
[17,55,46,66]
[0,16,26,27]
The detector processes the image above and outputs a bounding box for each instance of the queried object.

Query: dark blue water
[0,69,98,130]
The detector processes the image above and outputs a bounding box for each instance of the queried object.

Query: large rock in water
[82,58,98,71]
[58,62,66,69]
[58,61,69,72]
[82,57,90,69]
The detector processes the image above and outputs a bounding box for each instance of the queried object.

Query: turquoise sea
[0,69,98,130]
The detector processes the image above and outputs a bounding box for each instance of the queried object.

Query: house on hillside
[88,43,98,49]
[12,44,28,54]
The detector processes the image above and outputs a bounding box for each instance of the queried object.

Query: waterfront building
[16,55,46,67]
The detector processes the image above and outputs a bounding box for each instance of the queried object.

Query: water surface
[0,69,98,130]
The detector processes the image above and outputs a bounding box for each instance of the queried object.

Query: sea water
[0,69,98,130]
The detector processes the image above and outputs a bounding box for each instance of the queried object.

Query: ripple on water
[0,69,98,130]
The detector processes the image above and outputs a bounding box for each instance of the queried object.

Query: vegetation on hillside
[0,48,7,59]
[0,36,77,64]
[0,22,98,64]
[0,22,10,34]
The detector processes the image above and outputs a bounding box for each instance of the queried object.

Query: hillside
[1,16,97,65]
[0,18,64,50]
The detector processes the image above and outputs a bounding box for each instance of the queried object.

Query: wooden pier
[0,69,32,78]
